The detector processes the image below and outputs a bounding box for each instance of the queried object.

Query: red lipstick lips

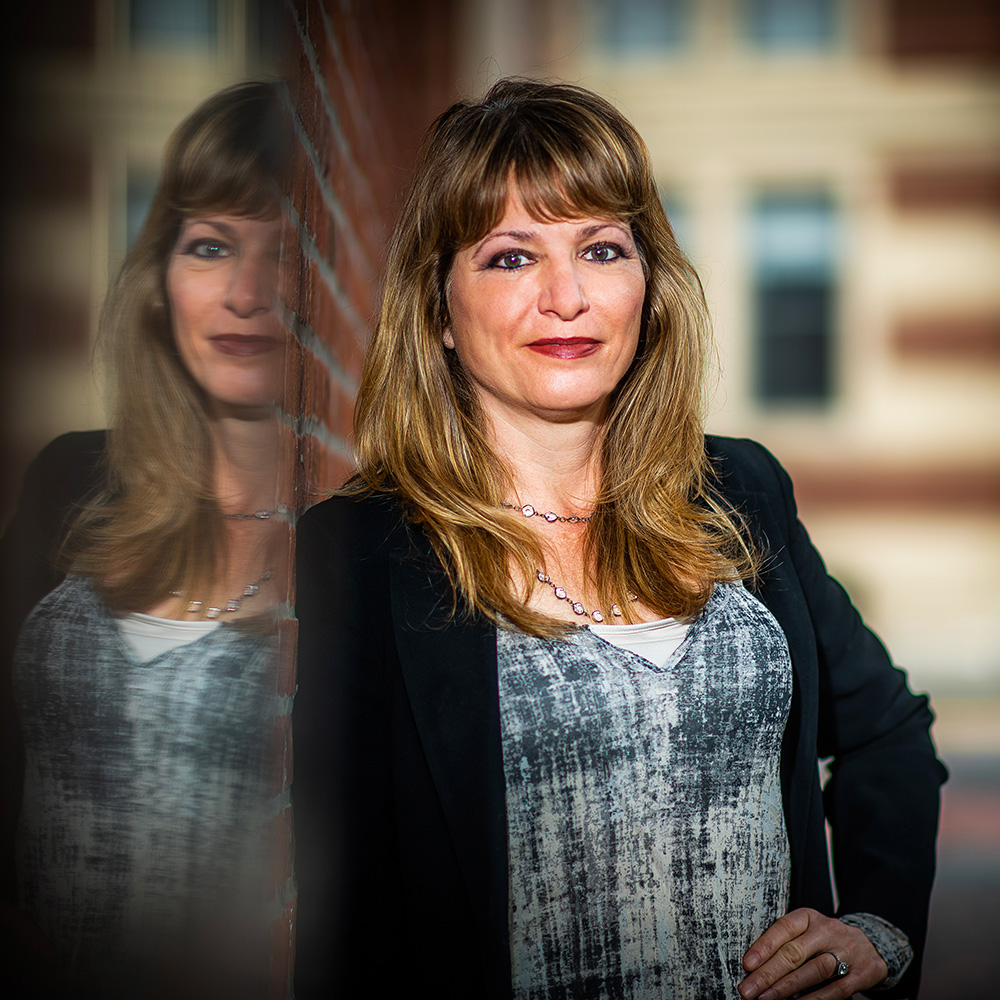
[527,337,600,360]
[210,334,280,357]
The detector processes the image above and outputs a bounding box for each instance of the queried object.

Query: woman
[294,79,945,999]
[1,81,294,997]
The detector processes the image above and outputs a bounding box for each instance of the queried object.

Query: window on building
[126,169,158,249]
[741,0,838,49]
[130,0,218,50]
[249,0,285,67]
[750,192,838,403]
[592,0,691,53]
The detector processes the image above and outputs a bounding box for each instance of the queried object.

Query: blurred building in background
[457,0,1000,714]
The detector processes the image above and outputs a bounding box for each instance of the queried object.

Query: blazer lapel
[387,536,510,963]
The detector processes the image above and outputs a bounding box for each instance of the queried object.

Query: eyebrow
[181,219,238,240]
[473,221,631,254]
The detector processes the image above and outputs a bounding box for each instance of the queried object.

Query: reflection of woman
[295,80,945,1000]
[2,82,293,997]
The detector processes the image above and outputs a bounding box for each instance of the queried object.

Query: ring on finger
[819,951,850,978]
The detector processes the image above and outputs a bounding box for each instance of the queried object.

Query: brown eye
[490,251,531,270]
[582,243,623,263]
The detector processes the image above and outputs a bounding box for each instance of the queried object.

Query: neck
[485,408,603,514]
[207,407,286,513]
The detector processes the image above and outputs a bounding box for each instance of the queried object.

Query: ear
[443,328,456,350]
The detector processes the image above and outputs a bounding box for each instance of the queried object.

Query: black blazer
[1,431,108,904]
[293,436,946,999]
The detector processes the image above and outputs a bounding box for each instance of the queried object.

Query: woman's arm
[773,445,945,954]
[718,439,946,999]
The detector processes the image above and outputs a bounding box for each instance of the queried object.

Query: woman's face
[445,191,645,430]
[166,213,286,416]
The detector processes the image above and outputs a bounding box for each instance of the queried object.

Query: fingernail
[738,983,757,999]
[758,990,776,1000]
[744,950,761,971]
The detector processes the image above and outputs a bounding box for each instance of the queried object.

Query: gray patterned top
[13,575,278,992]
[499,582,793,999]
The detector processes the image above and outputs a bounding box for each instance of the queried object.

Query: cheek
[166,271,208,348]
[166,268,188,333]
[605,284,644,373]
[446,303,493,364]
[621,282,646,341]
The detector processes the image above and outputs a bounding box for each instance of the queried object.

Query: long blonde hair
[354,78,755,636]
[64,81,291,612]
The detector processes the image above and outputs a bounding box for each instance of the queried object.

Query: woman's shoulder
[30,428,108,463]
[14,430,110,522]
[1,431,109,630]
[16,574,103,640]
[704,434,793,501]
[301,489,402,526]
[298,490,413,555]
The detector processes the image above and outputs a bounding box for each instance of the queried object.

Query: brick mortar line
[277,80,377,277]
[280,8,381,237]
[320,0,395,167]
[269,694,296,718]
[282,195,370,348]
[267,786,293,818]
[268,407,352,498]
[264,873,298,924]
[278,296,361,398]
[297,413,353,463]
[263,598,296,621]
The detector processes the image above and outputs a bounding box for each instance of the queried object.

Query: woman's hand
[738,908,887,1000]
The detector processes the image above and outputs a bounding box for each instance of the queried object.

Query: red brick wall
[284,0,456,499]
[275,3,456,994]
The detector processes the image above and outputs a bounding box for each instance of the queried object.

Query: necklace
[171,569,274,620]
[502,502,593,524]
[536,571,636,624]
[223,504,290,520]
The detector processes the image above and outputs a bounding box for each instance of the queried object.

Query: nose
[538,259,589,321]
[224,253,277,317]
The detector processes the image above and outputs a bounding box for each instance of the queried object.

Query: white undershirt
[587,617,690,669]
[115,612,220,661]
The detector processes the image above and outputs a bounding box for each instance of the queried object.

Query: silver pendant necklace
[536,571,636,624]
[171,569,274,620]
[509,498,632,622]
[502,502,593,524]
[223,504,290,520]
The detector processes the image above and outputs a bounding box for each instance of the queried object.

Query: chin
[204,391,282,419]
[534,387,618,417]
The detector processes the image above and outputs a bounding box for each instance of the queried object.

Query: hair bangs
[169,150,280,221]
[451,121,642,252]
[510,121,639,227]
[163,84,289,222]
